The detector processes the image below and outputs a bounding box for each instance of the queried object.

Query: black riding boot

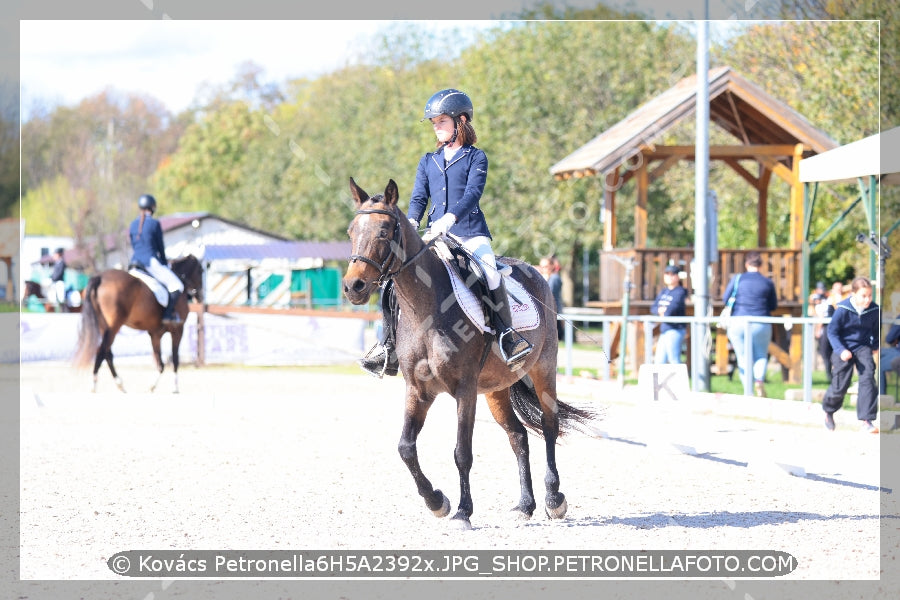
[489,279,532,367]
[359,336,399,378]
[163,290,182,324]
[358,282,399,378]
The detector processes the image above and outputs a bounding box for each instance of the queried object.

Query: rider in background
[128,194,184,325]
[359,88,532,376]
[49,247,67,311]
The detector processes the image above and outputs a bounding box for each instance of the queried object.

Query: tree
[0,79,17,218]
[21,90,183,270]
[718,20,879,285]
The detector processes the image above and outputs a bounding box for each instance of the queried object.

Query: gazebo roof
[550,66,839,179]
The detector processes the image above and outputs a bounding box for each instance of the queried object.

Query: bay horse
[342,178,596,530]
[73,255,203,394]
[23,280,45,303]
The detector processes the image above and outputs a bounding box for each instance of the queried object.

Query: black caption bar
[108,550,797,578]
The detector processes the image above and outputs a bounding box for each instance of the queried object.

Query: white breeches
[458,235,501,290]
[53,281,66,304]
[148,257,184,293]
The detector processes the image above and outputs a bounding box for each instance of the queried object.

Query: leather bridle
[348,205,437,286]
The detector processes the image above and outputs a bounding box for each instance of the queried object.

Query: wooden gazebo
[550,66,840,379]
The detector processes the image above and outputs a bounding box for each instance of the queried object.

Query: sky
[19,20,495,120]
[20,17,746,122]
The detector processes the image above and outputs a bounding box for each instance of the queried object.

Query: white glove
[429,213,456,236]
[408,217,419,228]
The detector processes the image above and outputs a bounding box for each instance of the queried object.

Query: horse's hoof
[430,492,451,518]
[545,497,568,520]
[508,507,534,521]
[450,514,472,530]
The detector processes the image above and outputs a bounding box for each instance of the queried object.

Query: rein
[349,207,438,285]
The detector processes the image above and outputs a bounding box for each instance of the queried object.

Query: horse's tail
[510,375,601,438]
[73,275,102,369]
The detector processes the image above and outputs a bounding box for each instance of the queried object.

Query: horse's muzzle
[342,276,374,305]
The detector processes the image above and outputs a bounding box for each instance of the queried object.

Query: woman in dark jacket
[722,251,778,397]
[359,89,531,376]
[822,277,880,433]
[128,194,184,324]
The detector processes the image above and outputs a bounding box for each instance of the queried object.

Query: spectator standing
[808,281,829,376]
[722,251,778,397]
[651,264,687,364]
[539,256,564,341]
[822,277,880,433]
[817,280,850,383]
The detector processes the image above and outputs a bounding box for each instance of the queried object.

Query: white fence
[558,310,832,403]
[15,312,366,367]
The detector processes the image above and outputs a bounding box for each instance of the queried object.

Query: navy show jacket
[407,144,491,239]
[128,215,167,268]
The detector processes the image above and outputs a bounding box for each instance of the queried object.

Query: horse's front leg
[397,388,451,519]
[450,392,478,530]
[148,332,165,393]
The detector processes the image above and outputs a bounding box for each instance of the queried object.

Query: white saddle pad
[128,269,168,307]
[439,257,541,334]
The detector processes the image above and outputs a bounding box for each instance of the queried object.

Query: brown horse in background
[22,280,45,303]
[342,178,597,530]
[73,255,203,393]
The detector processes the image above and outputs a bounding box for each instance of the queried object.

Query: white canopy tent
[799,126,900,184]
[795,126,899,403]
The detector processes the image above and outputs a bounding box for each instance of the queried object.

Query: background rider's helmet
[422,89,474,122]
[138,194,157,214]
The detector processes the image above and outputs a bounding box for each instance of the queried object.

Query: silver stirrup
[359,344,389,378]
[498,329,532,366]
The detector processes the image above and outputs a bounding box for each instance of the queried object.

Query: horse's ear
[384,179,399,207]
[349,177,368,207]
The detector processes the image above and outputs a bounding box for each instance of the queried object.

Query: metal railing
[558,310,832,402]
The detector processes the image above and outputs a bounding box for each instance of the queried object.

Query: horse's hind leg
[528,371,567,519]
[397,393,452,521]
[94,331,124,392]
[148,333,165,393]
[170,327,184,394]
[484,388,537,519]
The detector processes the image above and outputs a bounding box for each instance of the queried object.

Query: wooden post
[757,166,771,247]
[635,161,648,248]
[788,324,802,384]
[197,305,205,366]
[190,303,206,366]
[603,169,619,250]
[789,143,805,249]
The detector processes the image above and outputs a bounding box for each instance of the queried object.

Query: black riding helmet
[422,89,474,122]
[138,194,157,214]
